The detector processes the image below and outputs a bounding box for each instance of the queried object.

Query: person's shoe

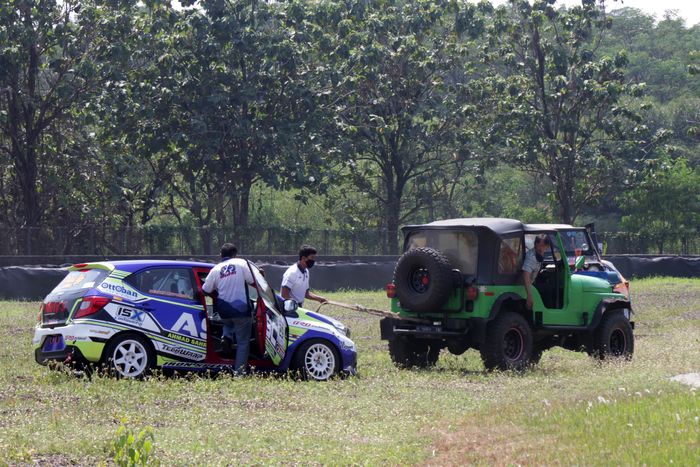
[221,336,233,356]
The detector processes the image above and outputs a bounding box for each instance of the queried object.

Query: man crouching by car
[202,243,254,374]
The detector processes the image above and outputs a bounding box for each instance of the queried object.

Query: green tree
[0,0,135,249]
[475,0,669,225]
[322,0,485,254]
[620,158,700,253]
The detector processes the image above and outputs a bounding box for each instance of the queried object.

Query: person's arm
[201,268,217,296]
[280,268,295,300]
[305,289,328,304]
[281,286,291,300]
[523,271,534,310]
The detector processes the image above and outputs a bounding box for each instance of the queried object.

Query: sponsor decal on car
[114,306,146,325]
[166,332,206,349]
[160,343,204,361]
[100,281,139,299]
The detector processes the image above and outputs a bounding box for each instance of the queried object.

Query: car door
[247,262,288,365]
[124,267,207,360]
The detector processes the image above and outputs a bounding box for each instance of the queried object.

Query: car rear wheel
[592,311,634,360]
[480,311,533,371]
[104,333,155,379]
[293,339,340,381]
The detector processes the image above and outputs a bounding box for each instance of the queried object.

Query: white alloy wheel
[111,339,150,378]
[303,342,337,381]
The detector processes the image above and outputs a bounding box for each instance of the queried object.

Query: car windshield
[406,230,478,275]
[560,229,596,258]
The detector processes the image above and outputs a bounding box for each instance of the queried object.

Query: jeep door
[247,262,288,365]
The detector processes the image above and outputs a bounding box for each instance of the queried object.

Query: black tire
[592,311,634,360]
[292,339,340,381]
[388,336,440,369]
[103,333,155,379]
[393,247,454,312]
[480,311,533,371]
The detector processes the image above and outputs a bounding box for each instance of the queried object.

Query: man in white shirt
[280,245,328,308]
[522,235,551,310]
[202,243,254,373]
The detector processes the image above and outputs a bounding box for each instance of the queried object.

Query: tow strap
[316,299,430,323]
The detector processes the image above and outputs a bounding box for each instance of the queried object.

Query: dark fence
[1,227,698,256]
[1,254,699,301]
[0,226,398,256]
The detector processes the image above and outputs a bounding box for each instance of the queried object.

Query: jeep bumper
[380,317,485,343]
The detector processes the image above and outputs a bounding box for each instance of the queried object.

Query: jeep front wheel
[591,311,634,360]
[480,311,533,371]
[388,337,440,369]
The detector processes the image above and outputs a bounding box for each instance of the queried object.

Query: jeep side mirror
[283,299,298,313]
[574,255,585,270]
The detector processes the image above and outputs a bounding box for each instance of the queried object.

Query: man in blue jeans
[202,243,254,374]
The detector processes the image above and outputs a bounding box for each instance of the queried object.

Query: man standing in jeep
[522,235,550,310]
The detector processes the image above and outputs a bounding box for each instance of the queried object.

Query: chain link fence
[1,226,698,256]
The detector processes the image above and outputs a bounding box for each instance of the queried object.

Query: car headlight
[325,317,350,337]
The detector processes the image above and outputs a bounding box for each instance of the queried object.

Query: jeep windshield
[559,229,597,259]
[405,230,478,275]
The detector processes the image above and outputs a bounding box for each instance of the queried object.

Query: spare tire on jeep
[393,247,454,312]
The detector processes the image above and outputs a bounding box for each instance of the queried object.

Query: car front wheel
[104,333,155,379]
[592,311,634,360]
[293,339,340,381]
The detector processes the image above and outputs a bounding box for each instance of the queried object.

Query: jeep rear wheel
[592,311,634,360]
[393,247,454,312]
[388,336,440,369]
[480,311,533,371]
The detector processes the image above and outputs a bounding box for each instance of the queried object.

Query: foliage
[111,418,157,466]
[319,0,486,253]
[0,1,699,255]
[472,0,671,225]
[620,157,700,253]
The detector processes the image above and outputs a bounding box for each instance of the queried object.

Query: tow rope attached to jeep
[317,299,430,323]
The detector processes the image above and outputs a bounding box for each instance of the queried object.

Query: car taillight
[386,283,396,298]
[74,296,110,319]
[466,286,478,301]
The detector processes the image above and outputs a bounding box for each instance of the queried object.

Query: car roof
[76,260,215,273]
[527,223,578,230]
[403,218,526,236]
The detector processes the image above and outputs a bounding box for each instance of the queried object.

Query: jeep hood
[574,274,613,293]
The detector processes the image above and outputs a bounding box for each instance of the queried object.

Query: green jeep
[380,218,634,370]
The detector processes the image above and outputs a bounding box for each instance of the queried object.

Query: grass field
[1,278,698,465]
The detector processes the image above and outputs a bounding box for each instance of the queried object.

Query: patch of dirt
[671,373,700,388]
[680,310,700,320]
[426,420,555,466]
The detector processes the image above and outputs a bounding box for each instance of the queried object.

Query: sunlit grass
[1,278,698,464]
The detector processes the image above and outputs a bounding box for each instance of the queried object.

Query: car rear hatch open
[40,264,111,328]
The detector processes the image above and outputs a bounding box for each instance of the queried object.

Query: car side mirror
[283,299,298,313]
[574,255,585,270]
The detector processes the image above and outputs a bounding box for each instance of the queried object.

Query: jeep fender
[488,292,525,322]
[588,299,633,331]
[464,293,527,346]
